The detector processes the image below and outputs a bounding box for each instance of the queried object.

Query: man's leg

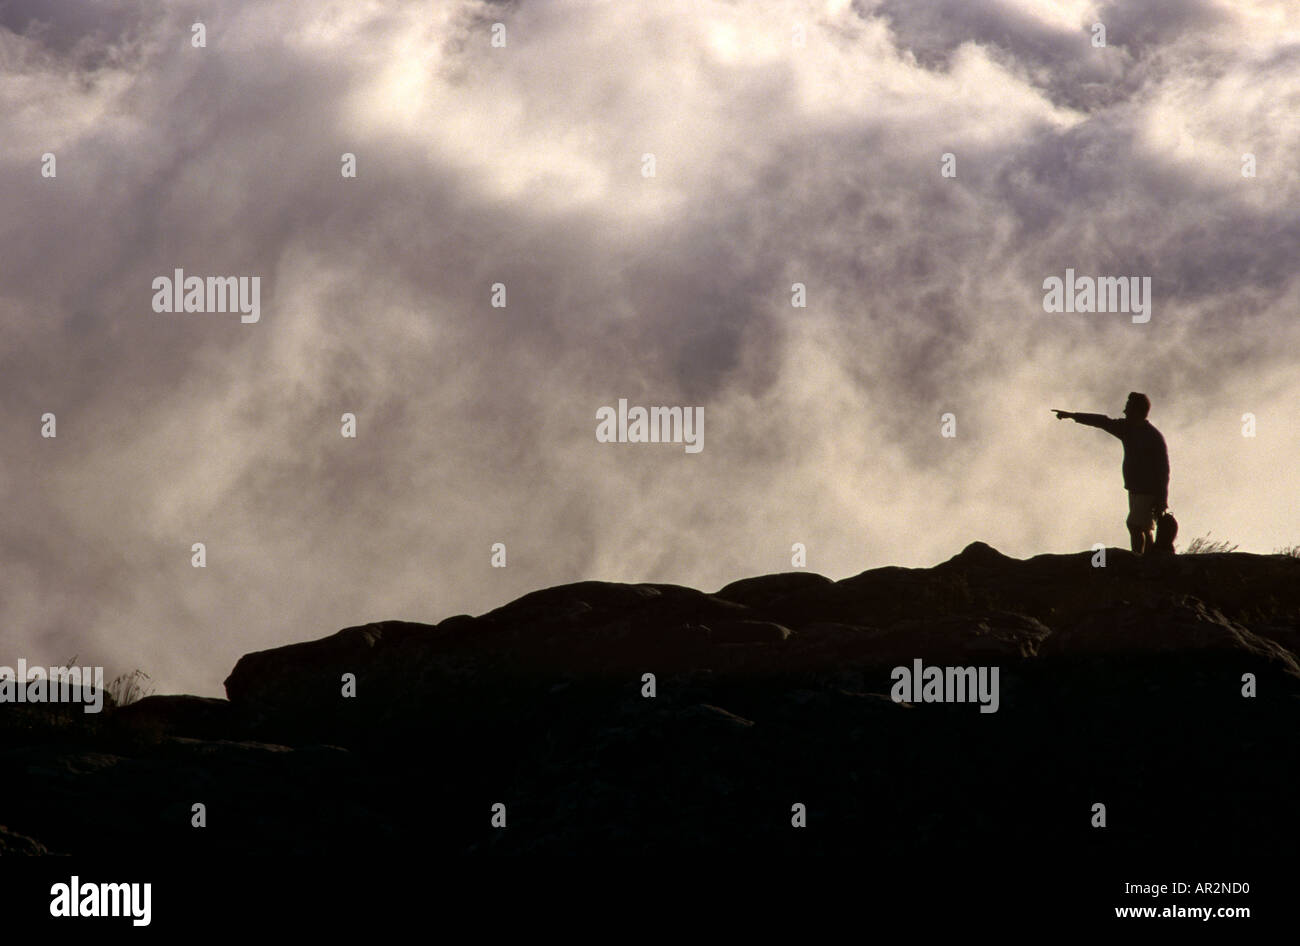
[1127,493,1157,556]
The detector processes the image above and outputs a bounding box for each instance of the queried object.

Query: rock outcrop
[3,543,1298,857]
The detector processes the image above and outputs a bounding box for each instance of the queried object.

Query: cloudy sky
[2,0,1297,697]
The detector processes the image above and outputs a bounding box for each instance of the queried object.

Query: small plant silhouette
[1275,544,1300,558]
[107,669,154,706]
[1182,532,1239,554]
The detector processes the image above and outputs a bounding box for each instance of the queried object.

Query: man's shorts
[1127,492,1159,532]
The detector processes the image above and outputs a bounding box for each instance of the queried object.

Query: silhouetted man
[1053,392,1170,555]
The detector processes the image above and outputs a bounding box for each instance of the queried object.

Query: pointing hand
[1052,409,1073,420]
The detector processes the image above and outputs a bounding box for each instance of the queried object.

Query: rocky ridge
[3,542,1297,857]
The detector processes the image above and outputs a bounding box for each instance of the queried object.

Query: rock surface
[3,542,1298,856]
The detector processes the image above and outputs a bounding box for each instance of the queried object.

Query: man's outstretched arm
[1051,409,1124,436]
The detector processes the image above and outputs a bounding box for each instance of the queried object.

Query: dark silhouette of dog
[1153,509,1178,554]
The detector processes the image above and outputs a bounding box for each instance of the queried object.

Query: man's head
[1124,392,1151,419]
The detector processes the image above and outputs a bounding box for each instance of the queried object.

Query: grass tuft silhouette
[107,669,154,707]
[1182,532,1239,554]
